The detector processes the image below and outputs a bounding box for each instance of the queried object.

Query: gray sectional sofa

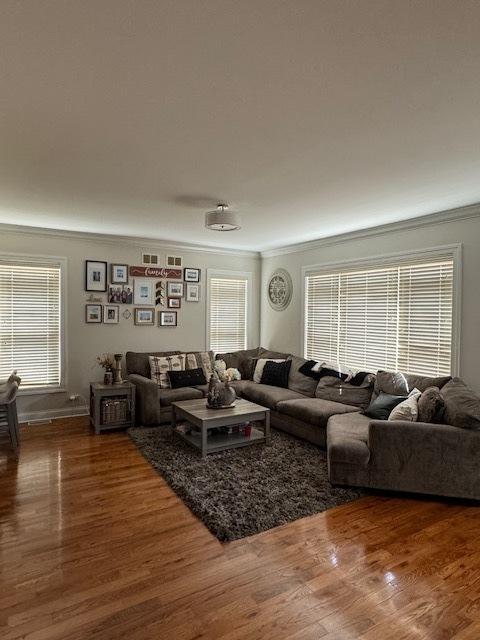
[126,347,480,500]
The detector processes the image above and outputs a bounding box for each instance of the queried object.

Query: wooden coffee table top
[171,398,269,423]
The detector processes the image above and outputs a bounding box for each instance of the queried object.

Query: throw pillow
[441,378,480,429]
[168,368,207,389]
[315,376,374,410]
[365,393,408,420]
[149,354,186,389]
[260,360,292,388]
[214,359,228,381]
[388,388,421,422]
[186,351,214,379]
[253,358,286,383]
[417,386,445,423]
[373,370,452,401]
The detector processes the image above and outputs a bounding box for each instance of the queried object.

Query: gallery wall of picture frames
[84,260,200,326]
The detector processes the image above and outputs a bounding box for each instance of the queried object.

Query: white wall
[261,214,480,393]
[0,228,260,419]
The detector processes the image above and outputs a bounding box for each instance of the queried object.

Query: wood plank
[0,417,479,639]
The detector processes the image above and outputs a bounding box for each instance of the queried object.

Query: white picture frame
[186,283,200,302]
[133,278,155,306]
[104,304,120,324]
[167,281,184,298]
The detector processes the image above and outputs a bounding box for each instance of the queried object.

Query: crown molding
[261,202,480,258]
[0,223,260,259]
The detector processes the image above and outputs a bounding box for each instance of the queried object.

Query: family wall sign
[128,266,182,279]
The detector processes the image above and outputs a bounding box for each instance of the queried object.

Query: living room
[1,2,480,638]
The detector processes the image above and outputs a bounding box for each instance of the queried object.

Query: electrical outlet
[69,394,80,401]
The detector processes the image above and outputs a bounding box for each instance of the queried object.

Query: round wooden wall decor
[267,269,293,311]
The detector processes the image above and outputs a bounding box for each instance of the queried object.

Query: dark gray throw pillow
[441,377,480,429]
[260,360,292,388]
[168,368,207,389]
[365,393,408,420]
[417,386,445,424]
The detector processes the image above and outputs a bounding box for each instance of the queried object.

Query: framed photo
[167,297,181,309]
[133,278,154,306]
[85,304,102,323]
[167,281,184,298]
[134,308,155,325]
[123,284,133,304]
[85,261,107,292]
[159,311,177,327]
[184,268,200,283]
[104,305,119,324]
[111,264,128,284]
[186,283,200,302]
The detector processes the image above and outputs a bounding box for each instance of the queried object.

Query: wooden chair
[0,379,21,450]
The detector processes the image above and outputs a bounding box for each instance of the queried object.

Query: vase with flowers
[97,353,115,385]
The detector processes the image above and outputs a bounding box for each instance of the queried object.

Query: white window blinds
[305,254,454,376]
[0,260,63,389]
[209,276,248,353]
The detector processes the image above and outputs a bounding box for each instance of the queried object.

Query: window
[207,271,249,353]
[0,257,64,390]
[304,248,459,376]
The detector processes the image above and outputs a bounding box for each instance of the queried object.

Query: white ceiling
[1,1,479,252]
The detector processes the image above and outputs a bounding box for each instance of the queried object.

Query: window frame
[206,269,253,353]
[301,244,462,376]
[0,251,67,395]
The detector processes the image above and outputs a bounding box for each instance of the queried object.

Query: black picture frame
[85,260,108,292]
[159,311,177,326]
[184,268,200,283]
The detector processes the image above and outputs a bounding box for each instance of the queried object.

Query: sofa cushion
[372,370,451,401]
[260,360,292,388]
[327,412,371,465]
[186,351,214,379]
[417,386,445,424]
[149,354,187,388]
[168,368,207,389]
[287,355,319,397]
[277,398,360,429]
[315,376,374,410]
[126,350,182,378]
[215,348,260,379]
[258,347,291,359]
[240,381,304,409]
[441,378,480,429]
[228,380,251,397]
[365,393,407,420]
[388,389,421,422]
[158,387,203,407]
[253,358,287,383]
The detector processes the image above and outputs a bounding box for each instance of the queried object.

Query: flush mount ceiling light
[205,203,241,231]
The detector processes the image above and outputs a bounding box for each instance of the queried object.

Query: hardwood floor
[1,417,479,640]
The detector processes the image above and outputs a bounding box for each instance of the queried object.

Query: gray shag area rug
[128,426,365,542]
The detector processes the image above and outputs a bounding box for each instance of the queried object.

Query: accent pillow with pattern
[186,351,214,380]
[149,354,186,389]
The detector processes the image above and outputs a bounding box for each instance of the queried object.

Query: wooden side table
[90,382,136,434]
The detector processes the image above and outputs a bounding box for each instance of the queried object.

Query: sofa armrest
[128,374,160,425]
[368,419,480,498]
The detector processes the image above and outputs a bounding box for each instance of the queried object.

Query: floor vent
[27,418,53,426]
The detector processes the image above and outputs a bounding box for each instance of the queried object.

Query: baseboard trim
[19,406,89,424]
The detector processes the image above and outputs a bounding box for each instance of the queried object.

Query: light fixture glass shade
[205,204,241,231]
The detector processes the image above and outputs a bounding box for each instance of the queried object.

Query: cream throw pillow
[149,354,186,389]
[253,359,286,383]
[388,388,421,422]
